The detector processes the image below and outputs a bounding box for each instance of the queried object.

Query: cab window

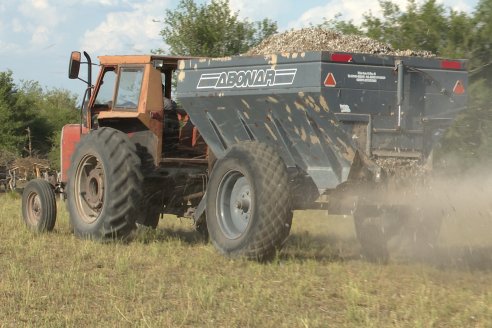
[94,69,116,106]
[115,67,144,109]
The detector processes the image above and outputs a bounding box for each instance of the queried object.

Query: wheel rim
[216,170,252,239]
[26,191,42,226]
[74,154,105,224]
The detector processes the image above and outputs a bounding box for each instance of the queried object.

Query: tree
[17,81,79,168]
[363,1,403,45]
[155,0,277,57]
[0,71,79,169]
[320,13,363,35]
[42,89,79,170]
[471,0,492,68]
[363,0,455,55]
[441,9,474,58]
[0,71,33,154]
[436,0,492,168]
[15,81,54,156]
[468,0,492,109]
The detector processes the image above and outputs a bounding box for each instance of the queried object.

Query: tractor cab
[67,52,207,175]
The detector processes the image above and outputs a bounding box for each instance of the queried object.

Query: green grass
[1,193,491,327]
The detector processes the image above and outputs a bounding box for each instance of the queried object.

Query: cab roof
[97,55,197,66]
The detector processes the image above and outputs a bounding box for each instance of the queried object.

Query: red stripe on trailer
[324,73,336,87]
[331,53,353,62]
[441,60,462,70]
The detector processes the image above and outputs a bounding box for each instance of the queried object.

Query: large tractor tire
[22,179,57,233]
[66,127,143,240]
[206,142,292,261]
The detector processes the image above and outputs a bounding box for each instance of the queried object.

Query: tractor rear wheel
[22,179,57,233]
[206,142,292,261]
[67,127,143,240]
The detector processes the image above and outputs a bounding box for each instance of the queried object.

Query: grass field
[0,192,491,327]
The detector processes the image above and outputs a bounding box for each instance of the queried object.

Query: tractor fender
[60,124,88,183]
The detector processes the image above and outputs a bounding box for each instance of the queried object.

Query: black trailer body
[177,52,467,195]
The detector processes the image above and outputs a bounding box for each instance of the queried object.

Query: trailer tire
[67,127,143,240]
[400,207,442,258]
[206,142,292,261]
[22,179,57,233]
[354,203,442,263]
[354,216,389,263]
[353,206,403,264]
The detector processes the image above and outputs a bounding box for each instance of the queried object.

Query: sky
[0,0,479,100]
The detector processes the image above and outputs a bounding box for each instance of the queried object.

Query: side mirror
[68,51,81,79]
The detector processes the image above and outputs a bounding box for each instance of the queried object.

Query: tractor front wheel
[67,127,143,240]
[22,179,57,233]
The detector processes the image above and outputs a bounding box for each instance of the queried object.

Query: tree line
[0,71,79,169]
[1,0,491,171]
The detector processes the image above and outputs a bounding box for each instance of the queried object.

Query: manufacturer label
[347,71,386,83]
[340,104,351,113]
[197,68,297,89]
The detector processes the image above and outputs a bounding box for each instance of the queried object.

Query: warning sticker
[347,71,386,83]
[453,80,465,95]
[324,72,336,87]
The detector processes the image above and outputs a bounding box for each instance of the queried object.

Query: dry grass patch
[0,194,491,327]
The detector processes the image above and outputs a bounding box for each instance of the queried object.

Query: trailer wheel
[353,206,405,264]
[400,207,442,258]
[206,142,292,261]
[22,179,57,232]
[354,214,389,263]
[354,203,442,263]
[67,127,143,240]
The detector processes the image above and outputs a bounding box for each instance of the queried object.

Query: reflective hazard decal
[324,72,336,87]
[453,80,465,95]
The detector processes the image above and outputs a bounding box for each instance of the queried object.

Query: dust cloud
[382,160,492,269]
[288,160,492,269]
